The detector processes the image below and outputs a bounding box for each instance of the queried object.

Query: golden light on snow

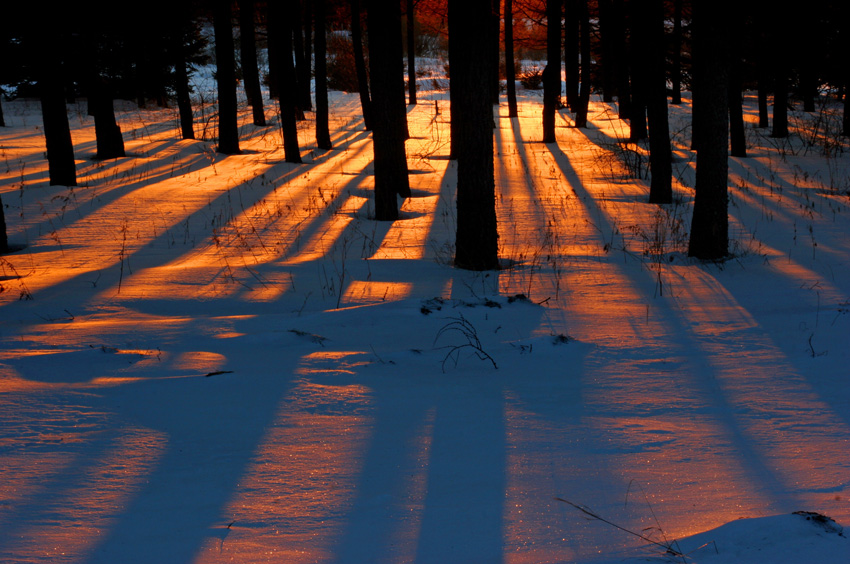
[0,82,849,564]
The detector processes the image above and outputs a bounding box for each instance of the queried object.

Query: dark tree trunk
[688,1,729,261]
[757,71,770,128]
[800,67,816,112]
[627,0,647,141]
[597,0,616,103]
[268,0,302,163]
[505,0,518,118]
[542,0,560,143]
[39,21,77,187]
[315,0,332,149]
[293,1,312,114]
[213,0,241,154]
[367,0,410,220]
[490,0,500,106]
[350,0,373,130]
[406,0,417,105]
[728,25,747,158]
[670,0,683,105]
[612,0,631,119]
[90,80,126,160]
[644,0,672,203]
[565,0,580,112]
[574,0,591,128]
[0,98,5,127]
[771,70,789,138]
[171,23,196,140]
[239,0,266,126]
[450,0,499,271]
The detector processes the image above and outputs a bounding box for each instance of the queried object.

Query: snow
[0,71,849,563]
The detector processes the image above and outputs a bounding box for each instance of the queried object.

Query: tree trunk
[0,97,5,127]
[367,0,410,220]
[90,80,126,160]
[597,0,616,103]
[490,0,500,106]
[644,0,672,204]
[728,30,747,158]
[565,0,580,112]
[315,0,332,149]
[268,0,302,163]
[293,1,312,114]
[350,0,373,130]
[612,0,631,119]
[213,0,241,154]
[239,0,266,126]
[670,0,683,105]
[542,0,560,143]
[505,0,518,118]
[450,0,499,271]
[771,70,789,138]
[757,71,770,128]
[574,0,591,128]
[688,1,729,261]
[627,0,647,142]
[38,21,77,187]
[171,20,196,140]
[406,0,417,105]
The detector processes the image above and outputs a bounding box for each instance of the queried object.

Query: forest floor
[0,73,849,563]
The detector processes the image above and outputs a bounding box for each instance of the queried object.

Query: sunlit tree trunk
[367,0,410,220]
[450,0,499,271]
[406,0,417,105]
[644,0,672,203]
[239,0,266,126]
[268,0,302,163]
[213,0,241,154]
[315,0,332,149]
[542,0,560,143]
[350,0,373,130]
[688,1,729,261]
[505,0,518,118]
[573,0,591,128]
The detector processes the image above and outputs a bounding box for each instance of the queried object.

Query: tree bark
[171,20,196,140]
[268,0,302,163]
[542,0,560,143]
[239,0,266,126]
[350,0,373,130]
[688,1,729,261]
[293,0,312,114]
[38,18,77,187]
[574,0,591,129]
[565,0,580,112]
[597,0,616,103]
[644,0,672,203]
[315,0,332,149]
[728,25,747,158]
[90,80,126,160]
[406,0,417,105]
[213,0,241,154]
[612,0,631,119]
[367,0,411,220]
[670,0,683,105]
[771,70,789,138]
[505,0,518,118]
[450,0,499,271]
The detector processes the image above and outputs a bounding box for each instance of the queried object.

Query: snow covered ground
[0,75,848,563]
